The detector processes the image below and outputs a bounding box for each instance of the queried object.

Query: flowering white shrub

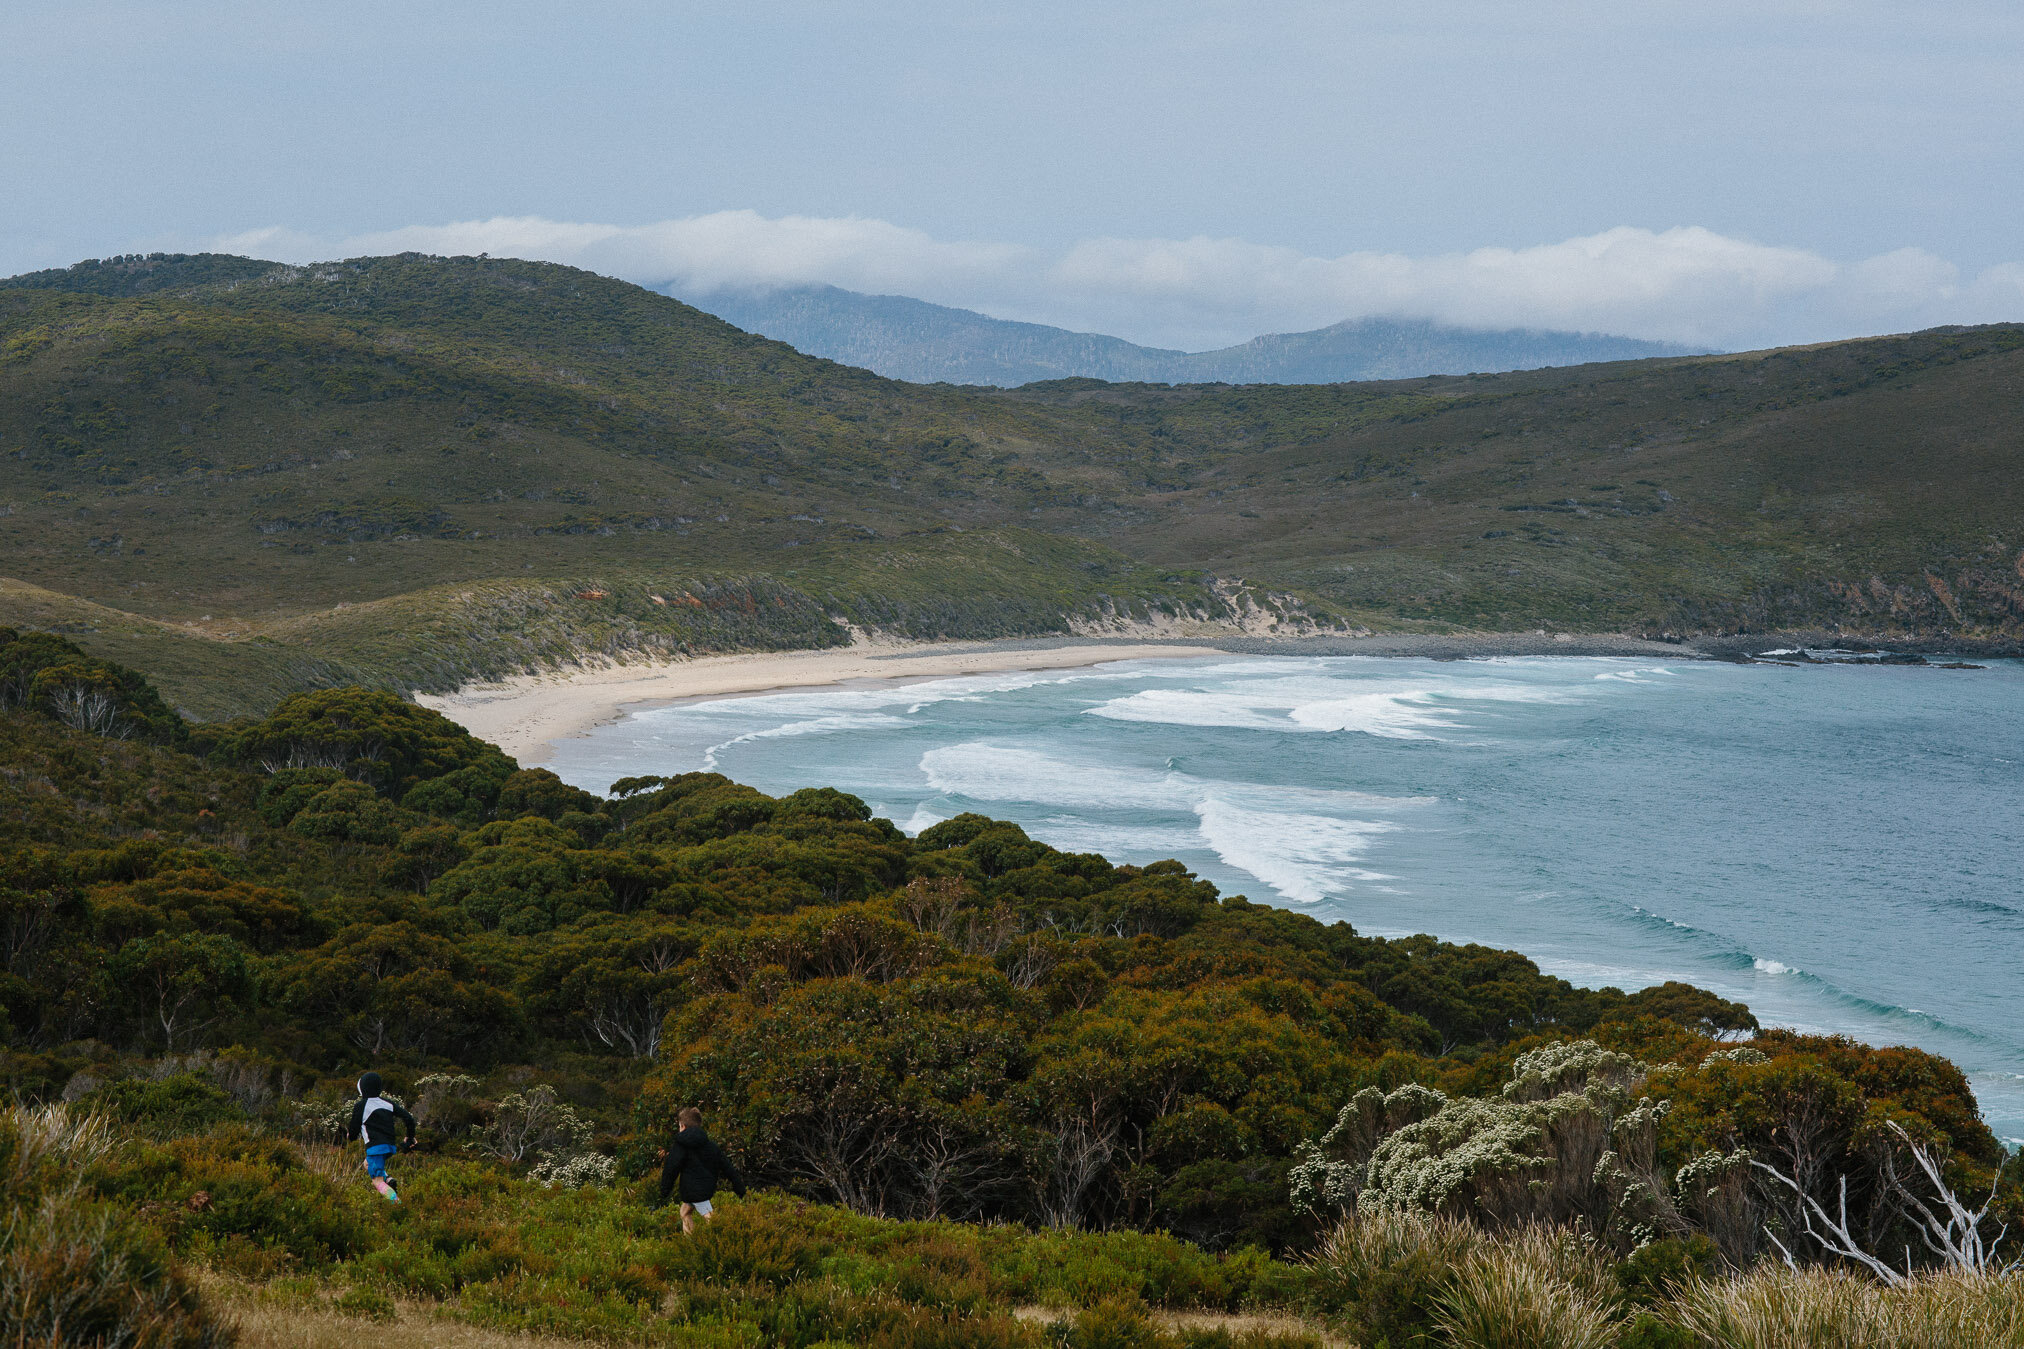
[1293,1040,1686,1242]
[471,1084,592,1163]
[531,1151,619,1189]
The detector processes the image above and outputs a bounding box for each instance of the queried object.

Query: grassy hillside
[0,534,1260,721]
[0,254,1328,712]
[1030,330,2024,637]
[2,251,2020,714]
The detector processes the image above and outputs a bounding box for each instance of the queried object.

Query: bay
[546,654,2024,1141]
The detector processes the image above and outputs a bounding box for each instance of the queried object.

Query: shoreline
[416,636,1235,765]
[415,629,1707,764]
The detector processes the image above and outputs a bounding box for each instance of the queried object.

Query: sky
[5,0,2021,350]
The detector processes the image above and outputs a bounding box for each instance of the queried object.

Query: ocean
[545,654,2024,1142]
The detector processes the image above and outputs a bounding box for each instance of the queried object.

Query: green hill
[3,250,2021,714]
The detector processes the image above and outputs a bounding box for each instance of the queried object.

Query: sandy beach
[416,637,1234,764]
[415,628,1737,764]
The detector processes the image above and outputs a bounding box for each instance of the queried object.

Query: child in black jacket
[342,1071,417,1203]
[657,1107,746,1234]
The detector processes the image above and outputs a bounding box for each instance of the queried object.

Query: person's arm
[708,1140,747,1197]
[393,1102,418,1146]
[657,1138,687,1206]
[340,1098,363,1146]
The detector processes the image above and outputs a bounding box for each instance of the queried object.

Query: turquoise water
[546,655,2024,1141]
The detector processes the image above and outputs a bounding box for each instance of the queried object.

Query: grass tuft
[1663,1266,2024,1349]
[1432,1240,1617,1349]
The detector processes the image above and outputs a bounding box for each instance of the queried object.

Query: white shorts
[683,1199,713,1216]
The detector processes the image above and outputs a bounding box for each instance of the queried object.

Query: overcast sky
[5,1,2021,349]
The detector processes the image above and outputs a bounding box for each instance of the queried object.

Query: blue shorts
[364,1144,398,1178]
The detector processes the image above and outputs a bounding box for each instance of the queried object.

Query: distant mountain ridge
[685,283,1705,386]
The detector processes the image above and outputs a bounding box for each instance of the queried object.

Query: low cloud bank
[217,213,2024,353]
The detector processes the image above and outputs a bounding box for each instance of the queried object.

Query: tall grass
[3,1102,119,1182]
[1312,1212,1619,1349]
[1306,1209,1482,1345]
[1308,1206,1484,1290]
[1433,1253,1616,1349]
[1307,1207,2024,1349]
[1,1103,234,1348]
[23,1106,2019,1349]
[1664,1267,2024,1349]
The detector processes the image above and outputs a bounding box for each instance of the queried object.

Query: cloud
[214,213,2024,352]
[246,212,1032,303]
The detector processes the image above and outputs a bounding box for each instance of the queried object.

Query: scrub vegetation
[5,252,2024,717]
[2,634,2018,1346]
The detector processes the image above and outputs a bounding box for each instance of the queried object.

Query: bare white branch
[1753,1122,2019,1282]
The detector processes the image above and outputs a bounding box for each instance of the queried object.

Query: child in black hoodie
[657,1107,746,1234]
[342,1071,417,1203]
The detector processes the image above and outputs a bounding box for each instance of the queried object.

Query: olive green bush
[0,1104,232,1347]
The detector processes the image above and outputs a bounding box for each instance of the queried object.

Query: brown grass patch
[203,1276,589,1349]
[1013,1304,1351,1347]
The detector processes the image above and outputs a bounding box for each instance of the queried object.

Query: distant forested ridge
[688,282,1702,386]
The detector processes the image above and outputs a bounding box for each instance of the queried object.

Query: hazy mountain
[686,283,1704,385]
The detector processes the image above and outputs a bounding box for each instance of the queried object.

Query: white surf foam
[674,663,1147,725]
[919,743,1199,812]
[1089,674,1587,739]
[1021,817,1208,859]
[918,742,1432,815]
[1193,796,1397,904]
[700,712,911,770]
[914,742,1417,903]
[899,803,949,836]
[1085,688,1307,732]
[1287,691,1467,738]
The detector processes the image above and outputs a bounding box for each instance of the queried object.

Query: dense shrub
[0,628,188,744]
[208,686,513,796]
[0,1197,233,1349]
[0,1105,231,1347]
[80,1073,244,1135]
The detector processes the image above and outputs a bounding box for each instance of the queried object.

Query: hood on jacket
[357,1071,384,1098]
[676,1125,709,1145]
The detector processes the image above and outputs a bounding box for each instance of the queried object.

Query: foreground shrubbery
[7,1108,1333,1346]
[1309,1204,2024,1349]
[1,649,2019,1345]
[9,1098,2017,1348]
[0,1105,232,1348]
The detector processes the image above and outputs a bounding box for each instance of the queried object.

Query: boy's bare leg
[680,1202,695,1235]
